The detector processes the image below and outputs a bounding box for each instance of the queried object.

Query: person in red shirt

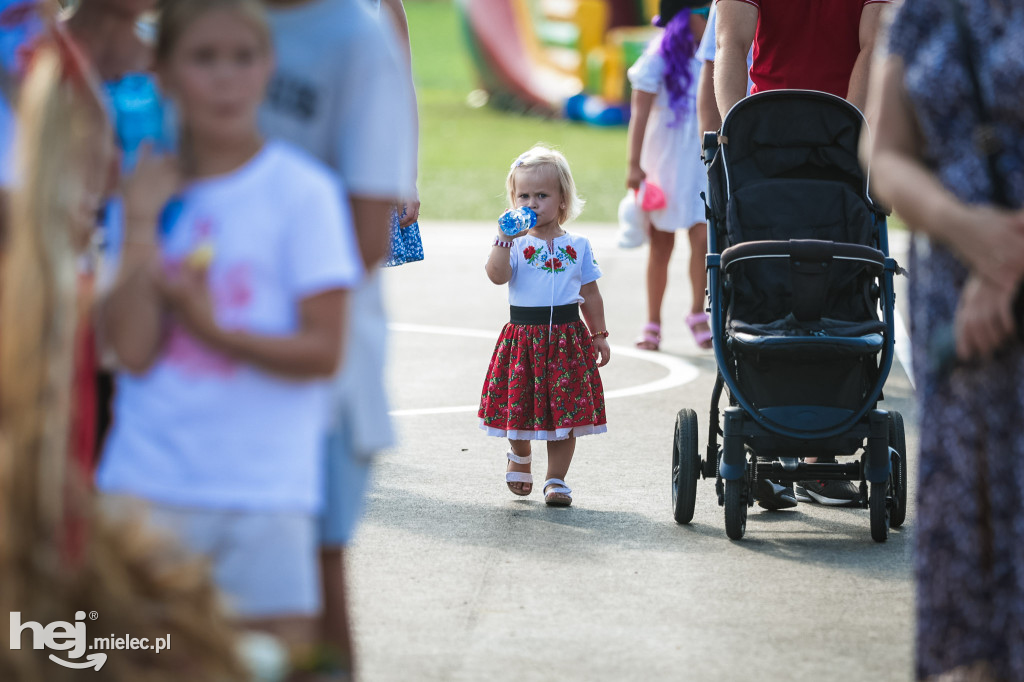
[710,0,889,508]
[714,0,889,119]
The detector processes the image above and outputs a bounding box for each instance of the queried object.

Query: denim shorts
[318,420,375,547]
[102,495,319,618]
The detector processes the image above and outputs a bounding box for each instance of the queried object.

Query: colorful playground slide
[456,0,583,114]
[456,0,658,125]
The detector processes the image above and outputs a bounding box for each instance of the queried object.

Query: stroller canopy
[710,90,872,215]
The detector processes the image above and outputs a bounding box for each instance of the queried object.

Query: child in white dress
[626,0,712,351]
[479,146,610,507]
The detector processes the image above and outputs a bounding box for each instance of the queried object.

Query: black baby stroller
[671,90,907,542]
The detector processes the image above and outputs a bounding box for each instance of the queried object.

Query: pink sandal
[635,322,661,350]
[686,312,713,349]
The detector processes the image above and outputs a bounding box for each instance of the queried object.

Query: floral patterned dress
[886,1,1024,679]
[478,233,607,441]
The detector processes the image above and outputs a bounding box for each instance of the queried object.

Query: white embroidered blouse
[505,233,602,308]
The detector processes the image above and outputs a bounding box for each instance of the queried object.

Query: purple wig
[658,10,696,128]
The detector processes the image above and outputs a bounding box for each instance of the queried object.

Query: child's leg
[645,225,677,325]
[545,436,577,484]
[543,436,577,505]
[687,223,708,316]
[686,223,713,349]
[507,438,532,494]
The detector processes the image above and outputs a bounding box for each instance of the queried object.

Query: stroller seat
[720,235,888,362]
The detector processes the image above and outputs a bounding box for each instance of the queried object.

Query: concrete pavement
[349,221,917,682]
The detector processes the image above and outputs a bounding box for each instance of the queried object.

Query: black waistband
[510,304,580,325]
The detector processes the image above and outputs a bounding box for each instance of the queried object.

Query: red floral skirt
[478,321,606,440]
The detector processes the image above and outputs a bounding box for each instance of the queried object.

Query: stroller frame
[671,90,908,542]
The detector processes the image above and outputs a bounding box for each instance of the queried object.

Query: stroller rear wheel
[672,409,700,524]
[888,411,908,528]
[869,480,889,542]
[724,478,747,540]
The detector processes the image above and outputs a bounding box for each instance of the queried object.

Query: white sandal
[543,478,573,507]
[506,452,533,496]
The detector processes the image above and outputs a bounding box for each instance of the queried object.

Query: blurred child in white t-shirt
[96,0,362,658]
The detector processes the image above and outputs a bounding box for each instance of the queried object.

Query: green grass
[407,0,628,223]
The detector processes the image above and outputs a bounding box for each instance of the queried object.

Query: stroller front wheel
[724,478,747,540]
[869,480,890,543]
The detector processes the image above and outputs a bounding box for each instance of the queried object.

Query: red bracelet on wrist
[590,330,609,339]
[493,236,514,248]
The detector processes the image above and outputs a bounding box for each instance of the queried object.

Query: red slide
[457,0,582,115]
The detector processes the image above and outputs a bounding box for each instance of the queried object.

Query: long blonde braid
[0,36,246,682]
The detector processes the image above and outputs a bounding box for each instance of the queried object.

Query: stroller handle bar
[719,240,886,274]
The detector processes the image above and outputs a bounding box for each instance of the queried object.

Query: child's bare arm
[100,149,180,374]
[213,290,348,378]
[161,265,349,379]
[626,89,655,190]
[580,281,610,367]
[485,238,514,284]
[100,239,165,374]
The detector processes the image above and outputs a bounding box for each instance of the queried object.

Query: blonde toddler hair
[506,145,585,225]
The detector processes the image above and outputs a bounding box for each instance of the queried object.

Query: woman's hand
[122,145,180,241]
[592,336,611,367]
[954,272,1017,362]
[626,163,646,192]
[158,263,221,346]
[947,206,1024,294]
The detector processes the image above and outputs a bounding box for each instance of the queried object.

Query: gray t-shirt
[259,0,417,457]
[259,0,416,200]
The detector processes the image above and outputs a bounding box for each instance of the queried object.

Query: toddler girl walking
[479,146,610,507]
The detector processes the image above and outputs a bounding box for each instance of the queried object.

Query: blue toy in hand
[498,206,537,236]
[107,73,176,172]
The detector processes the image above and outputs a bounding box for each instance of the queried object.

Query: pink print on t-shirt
[163,259,254,378]
[164,323,237,377]
[217,263,253,319]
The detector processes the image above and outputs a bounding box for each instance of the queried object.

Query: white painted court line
[388,323,701,417]
[887,229,915,389]
[893,308,915,389]
[601,345,701,399]
[878,300,914,390]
